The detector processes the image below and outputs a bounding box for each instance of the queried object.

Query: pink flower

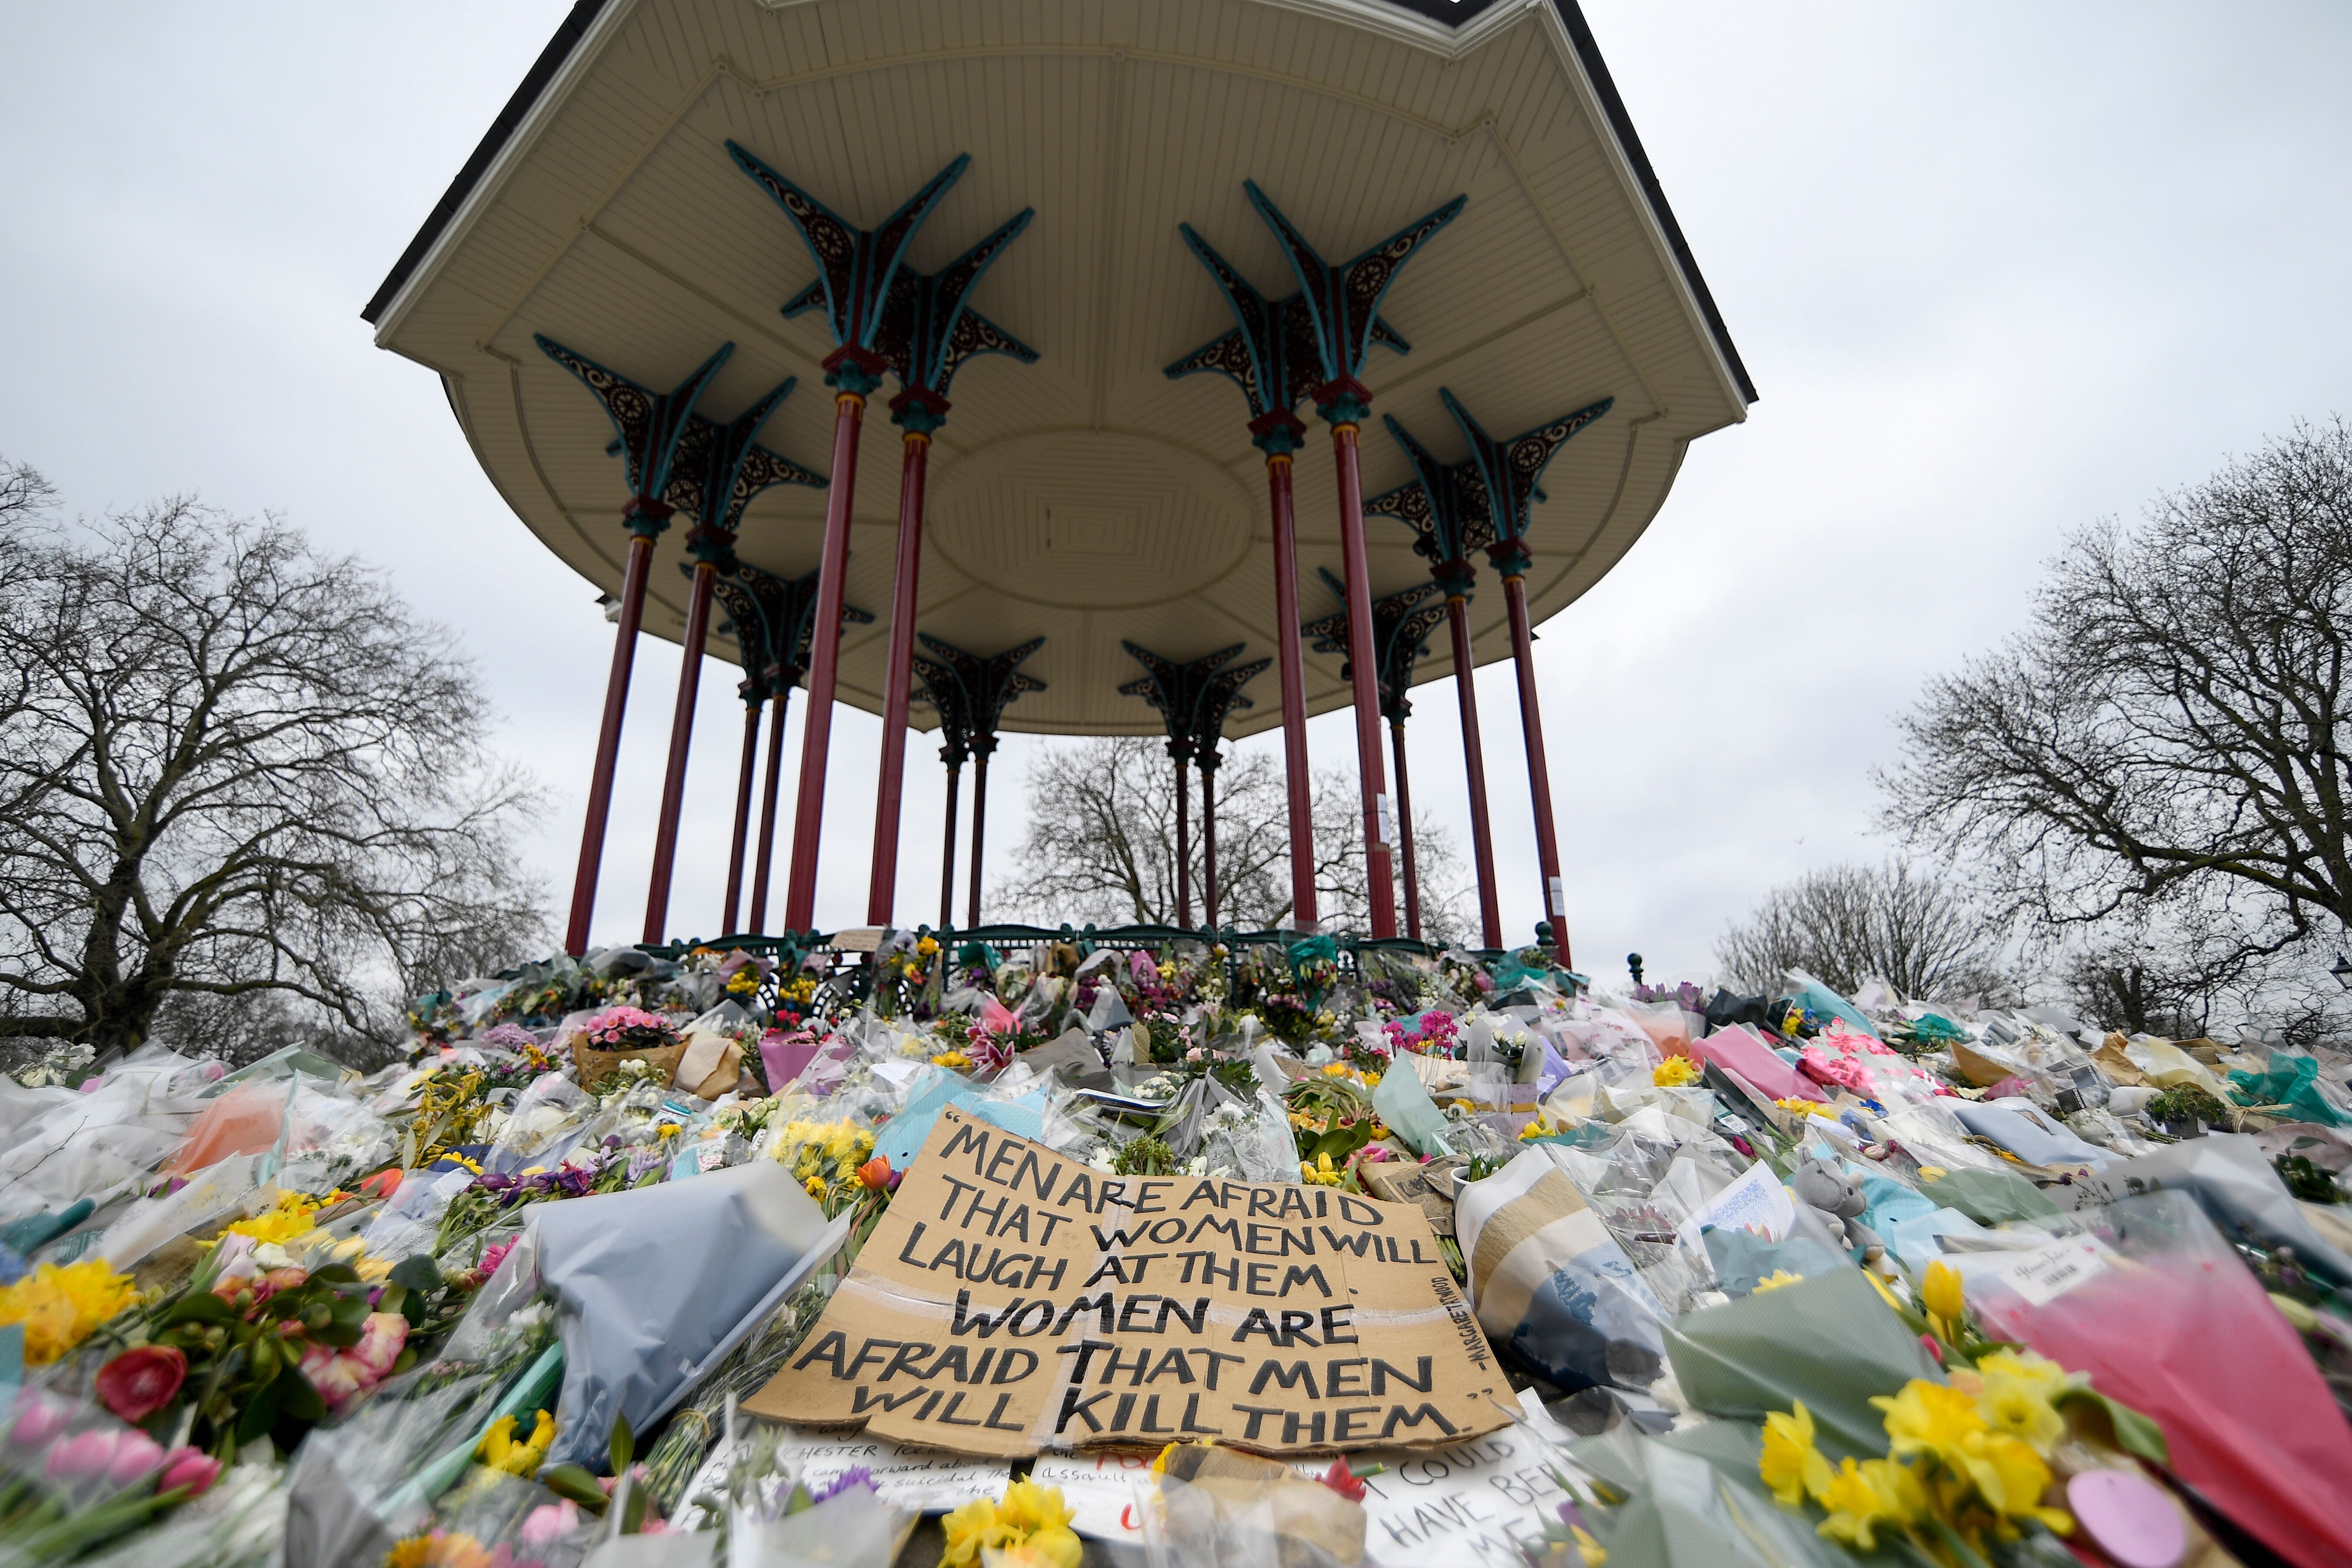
[45,1431,119,1482]
[157,1446,221,1498]
[105,1430,165,1487]
[476,1238,517,1279]
[10,1395,70,1448]
[521,1501,581,1545]
[299,1312,410,1413]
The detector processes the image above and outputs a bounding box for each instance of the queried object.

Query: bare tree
[0,496,550,1061]
[0,456,56,531]
[1000,736,1472,940]
[1880,420,2352,999]
[1714,859,2011,1000]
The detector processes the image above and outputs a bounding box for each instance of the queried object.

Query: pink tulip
[105,1430,165,1486]
[157,1447,221,1498]
[9,1396,69,1448]
[45,1430,118,1482]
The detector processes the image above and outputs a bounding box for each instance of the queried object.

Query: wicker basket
[572,1039,687,1092]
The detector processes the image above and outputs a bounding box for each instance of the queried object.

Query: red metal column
[1173,753,1193,928]
[868,412,938,925]
[1328,414,1398,937]
[1201,758,1219,929]
[722,690,761,933]
[965,747,991,928]
[1446,591,1503,949]
[784,354,879,933]
[1390,718,1421,943]
[937,754,962,932]
[747,688,792,934]
[645,542,726,943]
[1257,419,1317,931]
[565,508,668,955]
[1499,561,1571,969]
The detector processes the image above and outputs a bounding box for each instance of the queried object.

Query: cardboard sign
[745,1108,1509,1457]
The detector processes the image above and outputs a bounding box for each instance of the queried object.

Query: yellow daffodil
[1652,1055,1701,1088]
[1921,1260,1965,1326]
[1759,1401,1834,1508]
[1815,1456,1924,1551]
[1874,1379,1987,1468]
[1972,1351,2071,1457]
[1976,1434,2072,1535]
[476,1409,556,1477]
[940,1498,1017,1567]
[0,1259,138,1364]
[1752,1270,1804,1295]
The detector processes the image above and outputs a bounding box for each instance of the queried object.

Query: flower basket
[572,1040,687,1093]
[568,1005,687,1091]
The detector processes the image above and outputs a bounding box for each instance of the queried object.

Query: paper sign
[1377,794,1399,850]
[1997,1235,2113,1307]
[1685,1159,1795,1245]
[675,1428,1007,1522]
[745,1108,1509,1457]
[1036,1389,1578,1567]
[1546,878,1566,916]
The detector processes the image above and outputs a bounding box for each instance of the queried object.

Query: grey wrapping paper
[532,1161,830,1469]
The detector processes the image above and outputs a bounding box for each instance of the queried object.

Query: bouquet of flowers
[0,1391,225,1561]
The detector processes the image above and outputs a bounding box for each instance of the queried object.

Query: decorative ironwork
[1242,181,1464,416]
[1164,224,1409,440]
[853,206,1038,428]
[658,379,827,545]
[1118,642,1271,761]
[909,635,1047,756]
[1300,572,1447,722]
[1368,414,1501,592]
[725,140,970,382]
[1441,387,1614,553]
[533,336,733,511]
[712,563,874,701]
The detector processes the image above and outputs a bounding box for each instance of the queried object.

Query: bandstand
[363,0,1754,967]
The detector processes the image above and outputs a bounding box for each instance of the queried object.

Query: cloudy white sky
[4,3,2349,986]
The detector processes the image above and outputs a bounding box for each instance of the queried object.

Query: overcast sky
[4,3,2349,987]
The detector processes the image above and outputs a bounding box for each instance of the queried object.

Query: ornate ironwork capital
[823,344,887,398]
[1485,538,1535,580]
[1248,409,1308,457]
[889,384,951,435]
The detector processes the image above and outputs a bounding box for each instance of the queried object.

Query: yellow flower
[941,1498,1016,1567]
[1759,1401,1834,1508]
[1815,1456,1924,1551]
[1972,1351,2070,1457]
[1323,1063,1349,1077]
[1752,1270,1803,1295]
[1921,1260,1965,1326]
[658,1123,680,1140]
[1568,1523,1608,1568]
[1977,1434,2072,1535]
[932,1051,972,1070]
[1652,1055,1701,1088]
[0,1259,139,1364]
[224,1190,325,1247]
[385,1530,494,1568]
[476,1409,556,1477]
[804,1176,828,1200]
[918,936,940,957]
[1873,1379,1987,1468]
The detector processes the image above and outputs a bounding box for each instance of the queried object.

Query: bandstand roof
[366,0,1752,739]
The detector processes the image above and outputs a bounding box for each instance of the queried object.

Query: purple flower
[810,1467,877,1503]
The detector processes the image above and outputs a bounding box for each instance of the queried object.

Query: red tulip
[95,1346,187,1424]
[856,1157,892,1191]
